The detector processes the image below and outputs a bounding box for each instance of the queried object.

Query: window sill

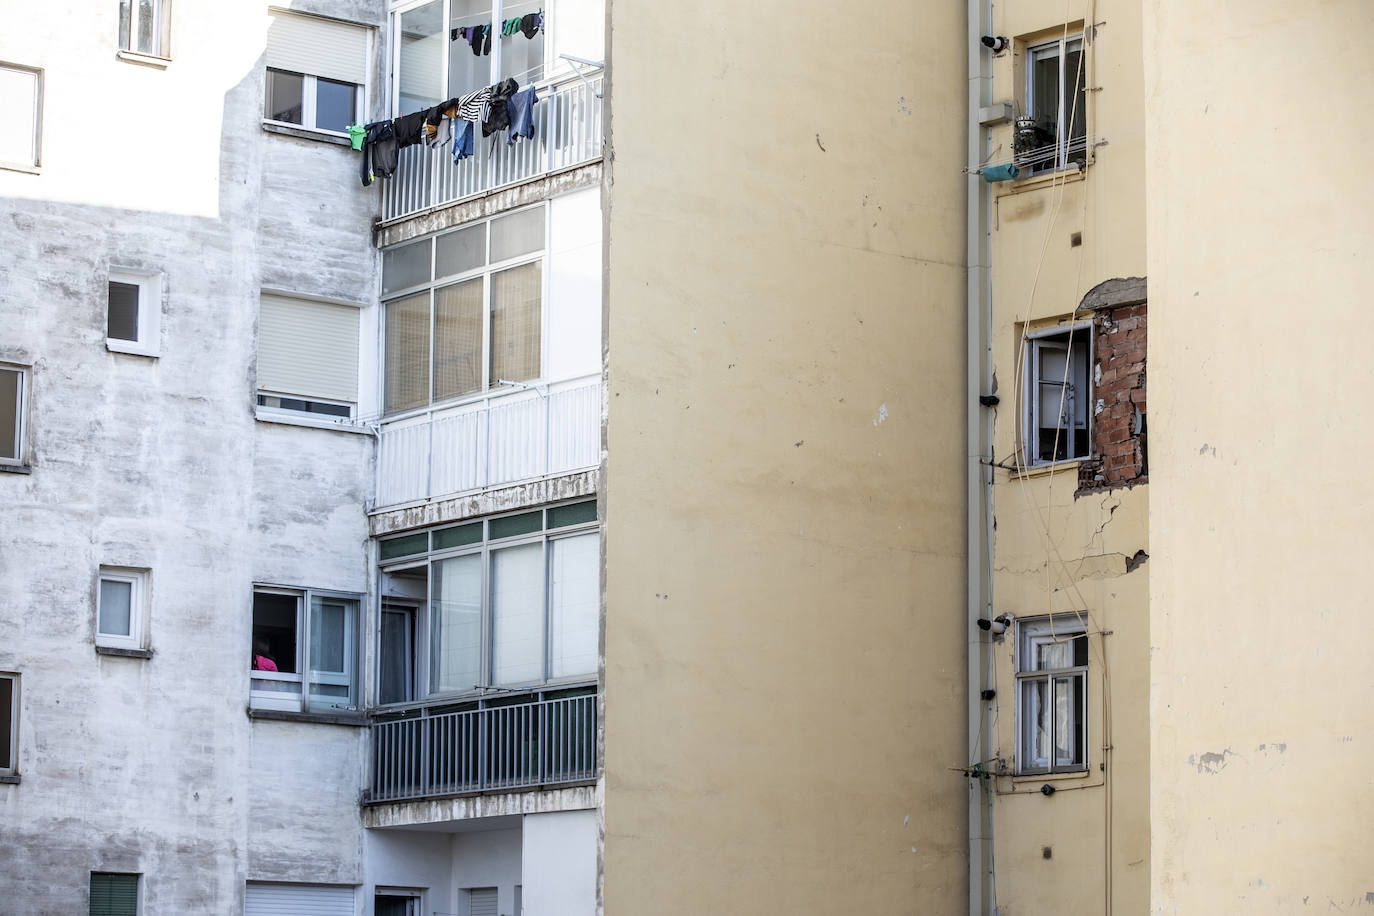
[1011,459,1082,480]
[1011,767,1091,783]
[248,707,367,727]
[997,162,1088,197]
[116,49,171,69]
[95,645,154,659]
[0,774,19,785]
[254,409,371,435]
[262,122,353,147]
[0,463,31,475]
[107,340,159,358]
[0,161,40,175]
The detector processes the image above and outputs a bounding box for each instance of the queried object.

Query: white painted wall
[547,188,603,382]
[365,828,456,916]
[521,811,596,916]
[454,828,523,916]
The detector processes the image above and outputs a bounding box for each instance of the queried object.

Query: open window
[1023,325,1091,465]
[107,269,161,357]
[1016,616,1088,773]
[251,588,361,714]
[1017,33,1086,174]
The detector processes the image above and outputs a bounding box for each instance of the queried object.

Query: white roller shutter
[467,887,498,916]
[245,883,354,916]
[258,294,360,403]
[267,11,368,85]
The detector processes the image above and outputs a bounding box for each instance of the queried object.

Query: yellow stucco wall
[601,1,970,912]
[1144,2,1374,911]
[980,1,1150,913]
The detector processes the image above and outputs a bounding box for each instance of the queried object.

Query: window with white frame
[265,10,368,135]
[374,891,422,916]
[97,567,149,652]
[256,294,360,419]
[0,364,28,467]
[89,872,140,916]
[251,587,361,714]
[377,499,598,704]
[394,0,547,117]
[1020,33,1086,173]
[1023,325,1091,465]
[107,269,161,357]
[0,63,42,170]
[382,205,545,415]
[1016,616,1088,774]
[118,0,171,58]
[0,672,18,777]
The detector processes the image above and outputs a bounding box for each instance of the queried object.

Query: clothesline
[451,10,544,45]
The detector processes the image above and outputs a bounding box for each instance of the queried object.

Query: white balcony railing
[375,375,600,509]
[381,72,604,224]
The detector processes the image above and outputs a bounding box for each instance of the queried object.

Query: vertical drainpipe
[966,0,994,913]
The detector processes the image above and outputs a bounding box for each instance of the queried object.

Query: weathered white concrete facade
[0,0,380,911]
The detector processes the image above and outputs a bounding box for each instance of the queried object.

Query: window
[0,673,18,778]
[265,11,368,134]
[1019,33,1086,173]
[118,0,171,58]
[463,887,498,916]
[251,588,361,714]
[382,206,545,415]
[97,567,148,651]
[375,891,421,916]
[107,269,161,357]
[245,883,353,916]
[0,364,28,467]
[1016,617,1088,773]
[256,294,360,419]
[1023,325,1091,465]
[394,0,547,117]
[0,63,41,170]
[89,872,139,916]
[377,499,597,704]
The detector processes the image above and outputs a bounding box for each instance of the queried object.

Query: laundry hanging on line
[352,79,540,187]
[451,10,544,51]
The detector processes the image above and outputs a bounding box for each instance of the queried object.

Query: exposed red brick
[1077,298,1148,495]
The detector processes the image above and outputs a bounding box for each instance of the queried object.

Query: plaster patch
[873,403,888,426]
[1187,749,1235,774]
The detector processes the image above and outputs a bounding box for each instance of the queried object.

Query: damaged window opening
[1016,616,1088,774]
[1023,325,1091,465]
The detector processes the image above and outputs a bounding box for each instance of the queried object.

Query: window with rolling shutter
[89,873,138,916]
[244,882,354,916]
[465,887,499,916]
[257,294,360,418]
[264,11,369,134]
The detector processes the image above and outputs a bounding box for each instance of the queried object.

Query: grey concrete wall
[0,0,381,911]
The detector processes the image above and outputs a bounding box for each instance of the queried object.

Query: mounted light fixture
[981,35,1009,53]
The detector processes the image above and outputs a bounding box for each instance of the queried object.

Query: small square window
[118,0,171,59]
[0,364,29,466]
[1022,325,1091,465]
[0,672,19,777]
[97,567,148,651]
[1016,616,1088,773]
[90,871,140,916]
[107,270,162,357]
[0,63,42,171]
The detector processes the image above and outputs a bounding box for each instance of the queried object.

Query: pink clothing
[253,654,278,672]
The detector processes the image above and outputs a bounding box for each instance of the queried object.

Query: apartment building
[2,0,1371,914]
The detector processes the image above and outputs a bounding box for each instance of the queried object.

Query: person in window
[252,636,278,672]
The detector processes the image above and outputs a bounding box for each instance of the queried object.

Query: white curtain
[491,542,544,685]
[549,533,598,678]
[431,554,482,693]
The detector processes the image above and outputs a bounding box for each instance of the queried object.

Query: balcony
[375,374,600,510]
[381,72,604,225]
[369,689,597,803]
